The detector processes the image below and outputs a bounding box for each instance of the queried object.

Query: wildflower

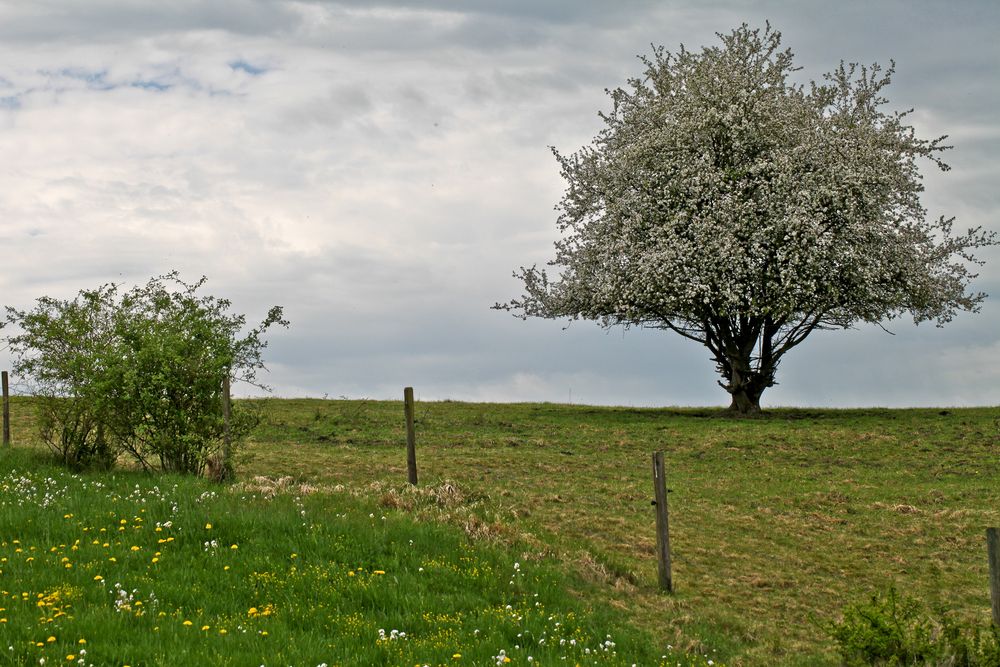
[93,576,103,582]
[201,625,210,631]
[452,655,461,660]
[65,656,75,662]
[205,523,212,529]
[130,546,140,552]
[47,636,56,643]
[183,620,193,626]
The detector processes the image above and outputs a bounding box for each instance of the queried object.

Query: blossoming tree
[499,24,994,415]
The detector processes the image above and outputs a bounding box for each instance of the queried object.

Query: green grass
[4,397,1000,665]
[244,399,1000,665]
[0,444,687,666]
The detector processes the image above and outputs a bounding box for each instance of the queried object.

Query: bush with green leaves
[829,586,1000,666]
[3,273,286,474]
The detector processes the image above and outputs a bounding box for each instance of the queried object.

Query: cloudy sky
[0,0,997,407]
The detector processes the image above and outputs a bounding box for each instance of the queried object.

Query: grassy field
[0,444,679,666]
[3,397,1000,665]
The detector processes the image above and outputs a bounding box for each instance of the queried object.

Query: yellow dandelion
[182,620,193,626]
[130,546,140,552]
[205,523,212,529]
[93,575,103,581]
[452,654,461,659]
[66,655,75,661]
[201,625,210,631]
[230,544,238,550]
[78,639,86,644]
[47,636,56,642]
[373,570,385,575]
[219,629,228,635]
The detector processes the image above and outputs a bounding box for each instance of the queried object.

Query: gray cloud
[0,1,997,408]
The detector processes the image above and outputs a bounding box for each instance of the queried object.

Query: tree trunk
[724,355,766,416]
[727,386,763,416]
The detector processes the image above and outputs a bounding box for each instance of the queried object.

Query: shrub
[3,273,286,475]
[2,286,120,468]
[829,586,1000,666]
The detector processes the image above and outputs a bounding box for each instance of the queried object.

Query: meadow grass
[242,399,1000,666]
[0,443,695,666]
[4,397,1000,665]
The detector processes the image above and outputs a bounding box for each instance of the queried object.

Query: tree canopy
[500,24,994,414]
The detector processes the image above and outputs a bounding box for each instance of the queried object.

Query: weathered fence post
[221,375,232,480]
[652,451,673,592]
[2,371,10,447]
[988,528,1000,626]
[404,386,418,485]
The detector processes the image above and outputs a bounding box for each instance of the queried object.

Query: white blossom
[501,24,994,413]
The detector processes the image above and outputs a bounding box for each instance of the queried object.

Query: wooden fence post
[404,387,418,485]
[652,451,673,592]
[221,375,232,480]
[988,528,1000,626]
[2,371,10,447]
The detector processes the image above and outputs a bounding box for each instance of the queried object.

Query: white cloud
[0,1,997,407]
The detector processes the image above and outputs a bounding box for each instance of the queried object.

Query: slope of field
[0,441,679,666]
[3,398,999,665]
[244,400,1000,666]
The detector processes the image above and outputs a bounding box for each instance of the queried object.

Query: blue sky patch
[54,68,113,89]
[130,79,172,92]
[229,60,267,76]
